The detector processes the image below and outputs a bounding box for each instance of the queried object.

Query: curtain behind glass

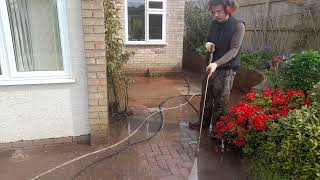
[6,0,63,72]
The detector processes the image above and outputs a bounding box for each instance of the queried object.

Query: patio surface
[0,71,248,180]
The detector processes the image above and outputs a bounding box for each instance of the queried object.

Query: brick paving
[0,75,247,180]
[135,140,196,179]
[130,115,199,179]
[124,76,201,179]
[73,76,202,180]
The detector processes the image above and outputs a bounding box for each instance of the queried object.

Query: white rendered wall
[0,1,89,143]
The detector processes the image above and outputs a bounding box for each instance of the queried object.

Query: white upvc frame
[125,0,166,45]
[0,2,10,81]
[146,11,166,44]
[0,0,72,84]
[147,0,164,10]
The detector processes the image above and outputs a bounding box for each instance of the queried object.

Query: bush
[249,160,290,180]
[184,0,211,54]
[240,51,275,70]
[267,50,320,91]
[249,83,320,179]
[214,88,312,155]
[194,45,207,56]
[310,82,320,105]
[252,105,320,179]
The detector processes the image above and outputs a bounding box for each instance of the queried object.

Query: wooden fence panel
[234,0,319,51]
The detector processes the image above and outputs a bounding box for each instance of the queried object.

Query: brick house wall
[119,0,186,74]
[81,0,109,145]
[80,0,186,144]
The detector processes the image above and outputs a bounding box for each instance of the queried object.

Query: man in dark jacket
[189,0,245,134]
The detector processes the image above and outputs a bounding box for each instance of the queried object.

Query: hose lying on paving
[72,94,200,179]
[31,76,200,180]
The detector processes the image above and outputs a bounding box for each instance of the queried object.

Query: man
[189,0,245,133]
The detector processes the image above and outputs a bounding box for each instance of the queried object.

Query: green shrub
[249,159,290,180]
[194,45,207,56]
[240,51,275,70]
[252,105,320,179]
[214,88,311,156]
[184,0,211,54]
[267,50,320,91]
[265,70,283,89]
[310,82,320,105]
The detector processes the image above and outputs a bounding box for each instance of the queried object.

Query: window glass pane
[6,0,63,72]
[149,2,163,9]
[128,0,145,41]
[149,14,162,40]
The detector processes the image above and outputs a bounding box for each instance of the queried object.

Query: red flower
[244,91,257,101]
[237,129,242,135]
[233,136,246,146]
[273,93,289,106]
[278,108,289,116]
[214,121,227,138]
[227,122,235,131]
[269,114,280,119]
[302,98,312,106]
[213,88,310,150]
[269,107,277,112]
[273,56,282,63]
[236,113,248,124]
[219,116,228,123]
[250,114,269,131]
[263,88,273,97]
[287,90,305,98]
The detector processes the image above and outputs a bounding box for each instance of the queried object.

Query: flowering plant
[267,50,320,91]
[273,55,283,63]
[214,88,312,154]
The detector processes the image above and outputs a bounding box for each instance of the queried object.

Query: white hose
[31,93,200,180]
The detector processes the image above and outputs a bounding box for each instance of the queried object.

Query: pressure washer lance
[196,51,213,156]
[195,51,226,157]
[196,72,210,156]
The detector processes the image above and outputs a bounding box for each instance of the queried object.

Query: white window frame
[0,0,73,85]
[125,0,166,45]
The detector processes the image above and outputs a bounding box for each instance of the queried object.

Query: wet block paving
[0,73,247,180]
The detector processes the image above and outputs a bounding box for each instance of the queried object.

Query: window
[0,0,72,85]
[125,0,166,45]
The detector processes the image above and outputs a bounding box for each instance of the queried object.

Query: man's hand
[205,42,215,53]
[206,63,218,77]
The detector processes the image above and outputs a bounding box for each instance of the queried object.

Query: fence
[234,0,320,52]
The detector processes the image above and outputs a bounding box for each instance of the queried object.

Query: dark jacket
[207,16,243,71]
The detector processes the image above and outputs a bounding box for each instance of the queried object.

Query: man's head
[208,0,238,22]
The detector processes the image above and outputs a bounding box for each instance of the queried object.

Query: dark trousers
[199,69,236,127]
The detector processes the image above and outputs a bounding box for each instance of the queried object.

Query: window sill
[125,42,168,46]
[0,78,76,86]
